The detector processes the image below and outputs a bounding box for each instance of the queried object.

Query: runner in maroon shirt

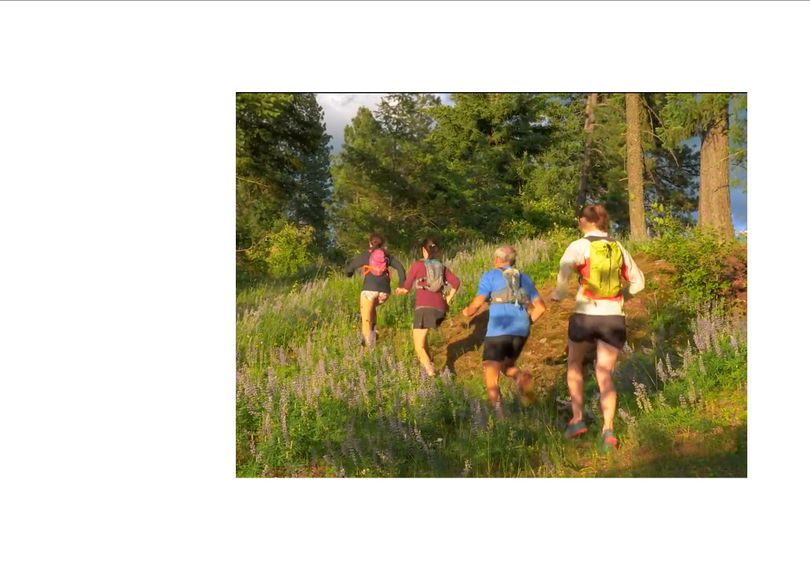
[395,238,461,376]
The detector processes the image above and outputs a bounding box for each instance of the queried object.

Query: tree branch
[236,176,273,189]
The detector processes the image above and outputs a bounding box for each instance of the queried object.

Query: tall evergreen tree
[235,93,332,250]
[330,94,442,254]
[576,92,599,211]
[658,93,739,239]
[625,93,647,240]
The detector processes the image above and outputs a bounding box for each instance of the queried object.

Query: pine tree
[658,93,739,239]
[235,93,332,251]
[625,93,647,240]
[576,93,598,211]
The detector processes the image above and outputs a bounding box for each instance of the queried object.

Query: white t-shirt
[552,231,645,316]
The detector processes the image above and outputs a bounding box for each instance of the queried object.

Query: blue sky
[316,93,747,231]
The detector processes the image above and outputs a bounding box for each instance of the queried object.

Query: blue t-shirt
[476,267,541,337]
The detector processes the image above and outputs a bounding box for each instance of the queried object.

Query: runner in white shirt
[550,204,645,452]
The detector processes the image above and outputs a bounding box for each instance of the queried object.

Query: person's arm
[396,262,418,295]
[463,273,490,317]
[528,296,547,324]
[462,295,487,318]
[344,253,366,277]
[388,255,407,285]
[619,245,645,299]
[444,268,461,306]
[522,275,546,323]
[551,241,583,301]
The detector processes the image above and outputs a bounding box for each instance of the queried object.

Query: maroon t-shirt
[402,260,461,312]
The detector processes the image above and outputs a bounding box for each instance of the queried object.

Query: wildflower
[461,459,473,477]
[729,334,739,352]
[665,353,677,379]
[617,408,636,426]
[687,378,698,406]
[656,359,668,384]
[279,389,290,446]
[632,380,653,413]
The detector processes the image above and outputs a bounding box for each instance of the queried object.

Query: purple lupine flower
[413,425,430,456]
[279,388,290,446]
[617,407,636,426]
[698,355,707,377]
[262,411,273,441]
[687,379,698,406]
[655,359,668,384]
[356,367,368,406]
[291,375,306,401]
[682,343,693,371]
[665,353,676,379]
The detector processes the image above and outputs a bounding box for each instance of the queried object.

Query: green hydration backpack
[419,258,445,293]
[490,267,531,308]
[583,236,623,299]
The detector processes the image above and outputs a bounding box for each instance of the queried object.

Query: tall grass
[236,232,747,477]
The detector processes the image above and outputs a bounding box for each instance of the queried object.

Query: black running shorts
[413,307,446,329]
[482,335,527,363]
[568,313,627,350]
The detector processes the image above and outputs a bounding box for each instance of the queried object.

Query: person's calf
[486,385,502,406]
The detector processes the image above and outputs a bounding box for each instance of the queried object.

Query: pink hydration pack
[362,248,389,277]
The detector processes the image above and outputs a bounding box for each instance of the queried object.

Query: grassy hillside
[236,232,747,477]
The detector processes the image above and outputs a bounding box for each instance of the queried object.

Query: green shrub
[245,223,316,278]
[641,228,743,304]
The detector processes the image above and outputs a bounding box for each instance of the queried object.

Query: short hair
[579,204,609,231]
[494,245,516,265]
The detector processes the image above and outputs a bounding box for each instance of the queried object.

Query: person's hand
[462,306,473,318]
[395,288,408,296]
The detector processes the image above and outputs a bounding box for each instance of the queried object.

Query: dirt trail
[432,254,675,389]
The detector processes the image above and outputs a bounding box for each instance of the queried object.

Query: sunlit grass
[236,233,747,477]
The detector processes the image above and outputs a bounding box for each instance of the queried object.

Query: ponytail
[369,233,384,249]
[579,204,609,232]
[420,238,440,259]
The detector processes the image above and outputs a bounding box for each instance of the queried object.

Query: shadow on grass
[603,424,747,477]
[445,310,488,374]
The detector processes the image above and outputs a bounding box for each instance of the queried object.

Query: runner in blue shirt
[462,245,546,418]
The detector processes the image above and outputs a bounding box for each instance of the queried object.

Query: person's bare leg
[369,299,378,346]
[483,360,504,418]
[501,357,519,378]
[412,328,434,375]
[566,340,591,424]
[500,357,532,401]
[370,293,387,345]
[360,294,374,347]
[595,340,620,432]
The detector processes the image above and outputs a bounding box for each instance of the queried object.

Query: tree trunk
[699,106,733,239]
[625,93,647,241]
[576,92,598,211]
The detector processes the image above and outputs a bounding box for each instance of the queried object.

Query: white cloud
[317,93,388,153]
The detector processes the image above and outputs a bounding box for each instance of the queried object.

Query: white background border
[0,1,804,571]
